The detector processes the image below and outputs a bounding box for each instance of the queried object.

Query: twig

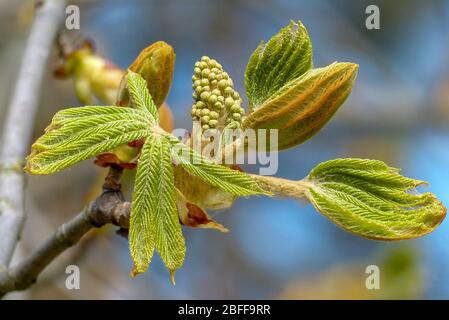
[0,167,131,296]
[0,0,66,268]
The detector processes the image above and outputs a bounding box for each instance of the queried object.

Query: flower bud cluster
[191,56,244,130]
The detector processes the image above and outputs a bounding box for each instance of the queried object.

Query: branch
[0,162,314,296]
[0,0,66,267]
[0,167,131,296]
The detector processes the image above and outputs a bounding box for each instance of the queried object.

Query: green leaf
[304,158,446,240]
[126,70,159,122]
[25,106,152,174]
[242,62,358,150]
[167,135,269,197]
[130,134,185,277]
[245,20,312,109]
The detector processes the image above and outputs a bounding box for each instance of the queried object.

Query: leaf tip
[130,266,140,278]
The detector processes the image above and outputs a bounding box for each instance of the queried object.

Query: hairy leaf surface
[25,106,152,174]
[245,20,312,109]
[243,62,358,150]
[305,158,446,240]
[126,71,159,122]
[130,134,185,276]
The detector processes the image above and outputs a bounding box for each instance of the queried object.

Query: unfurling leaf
[130,134,185,276]
[125,41,175,107]
[168,135,270,197]
[304,158,446,240]
[245,20,312,110]
[25,106,152,174]
[243,62,358,150]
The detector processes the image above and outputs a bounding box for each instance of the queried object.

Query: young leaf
[167,135,269,197]
[245,20,312,109]
[242,62,358,150]
[25,106,152,174]
[126,70,159,123]
[130,134,185,277]
[304,158,446,240]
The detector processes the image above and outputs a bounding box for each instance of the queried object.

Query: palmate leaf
[167,135,269,197]
[130,134,185,279]
[245,20,312,109]
[304,158,446,240]
[25,106,153,174]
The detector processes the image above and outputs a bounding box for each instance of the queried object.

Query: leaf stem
[248,174,311,200]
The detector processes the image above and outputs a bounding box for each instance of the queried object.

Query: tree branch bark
[0,166,131,297]
[0,0,66,268]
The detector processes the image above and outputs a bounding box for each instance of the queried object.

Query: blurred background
[1,0,449,299]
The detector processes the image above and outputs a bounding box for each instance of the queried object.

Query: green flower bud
[230,104,241,113]
[224,87,233,96]
[208,94,218,104]
[200,91,210,100]
[191,55,244,129]
[218,80,228,90]
[195,86,202,95]
[225,97,234,108]
[209,111,219,119]
[201,69,210,78]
